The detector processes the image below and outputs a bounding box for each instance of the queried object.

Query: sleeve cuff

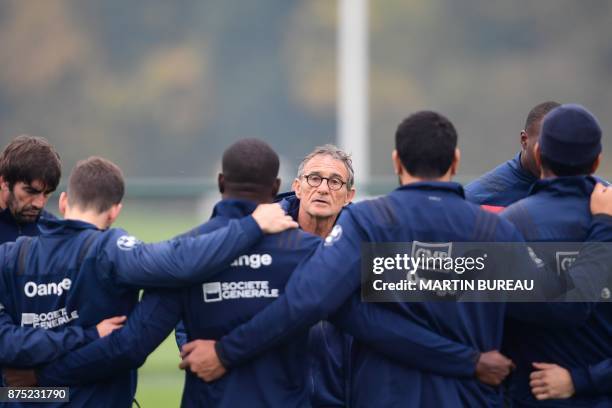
[592,214,612,223]
[569,366,592,396]
[470,352,480,378]
[215,340,232,370]
[35,368,54,387]
[84,326,100,341]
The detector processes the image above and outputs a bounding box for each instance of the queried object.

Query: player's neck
[222,191,272,204]
[63,208,111,230]
[298,211,336,238]
[399,172,452,186]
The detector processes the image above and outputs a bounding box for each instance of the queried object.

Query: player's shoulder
[0,240,19,266]
[174,217,225,239]
[501,196,535,221]
[100,227,143,252]
[349,195,398,227]
[465,160,516,197]
[466,201,522,241]
[267,228,320,252]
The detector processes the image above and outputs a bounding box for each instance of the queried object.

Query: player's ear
[107,203,123,226]
[450,148,461,176]
[217,173,225,194]
[0,177,9,194]
[391,150,402,176]
[59,192,68,216]
[520,130,528,150]
[534,143,542,176]
[271,178,281,199]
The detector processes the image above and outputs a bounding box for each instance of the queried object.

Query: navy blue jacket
[501,176,612,407]
[216,182,527,407]
[589,214,612,242]
[464,152,609,208]
[0,306,98,367]
[465,153,537,206]
[0,214,263,407]
[0,208,98,386]
[35,197,496,407]
[574,215,612,396]
[0,208,56,244]
[36,199,321,407]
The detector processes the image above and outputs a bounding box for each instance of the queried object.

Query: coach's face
[293,154,355,220]
[1,179,50,223]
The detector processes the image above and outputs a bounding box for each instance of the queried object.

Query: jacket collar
[211,199,258,219]
[38,217,101,235]
[528,175,596,198]
[509,152,538,184]
[274,191,300,222]
[395,181,465,198]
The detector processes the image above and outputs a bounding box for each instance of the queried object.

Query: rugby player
[465,101,560,208]
[0,155,295,407]
[500,104,611,407]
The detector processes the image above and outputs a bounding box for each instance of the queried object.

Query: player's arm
[589,183,612,241]
[33,290,182,386]
[505,248,594,326]
[103,204,297,288]
[211,209,511,385]
[570,358,612,396]
[175,320,188,349]
[184,209,511,384]
[0,309,101,367]
[588,214,612,241]
[0,247,119,367]
[562,189,612,301]
[0,303,127,367]
[214,210,365,370]
[501,237,596,327]
[509,208,612,326]
[330,295,484,379]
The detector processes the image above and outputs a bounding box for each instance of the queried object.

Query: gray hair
[297,144,354,189]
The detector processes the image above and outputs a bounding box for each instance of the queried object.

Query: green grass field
[115,206,202,408]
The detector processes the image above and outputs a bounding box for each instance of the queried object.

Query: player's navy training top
[35,196,502,407]
[501,175,612,407]
[0,214,263,408]
[216,181,527,407]
[465,153,537,207]
[36,199,320,407]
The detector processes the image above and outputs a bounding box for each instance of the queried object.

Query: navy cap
[539,104,602,166]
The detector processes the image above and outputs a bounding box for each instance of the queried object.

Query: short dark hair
[222,139,279,190]
[524,101,561,130]
[68,157,124,213]
[0,135,61,192]
[395,111,458,179]
[540,153,594,177]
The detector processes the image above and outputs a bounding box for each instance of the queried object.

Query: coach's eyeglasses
[303,174,346,191]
